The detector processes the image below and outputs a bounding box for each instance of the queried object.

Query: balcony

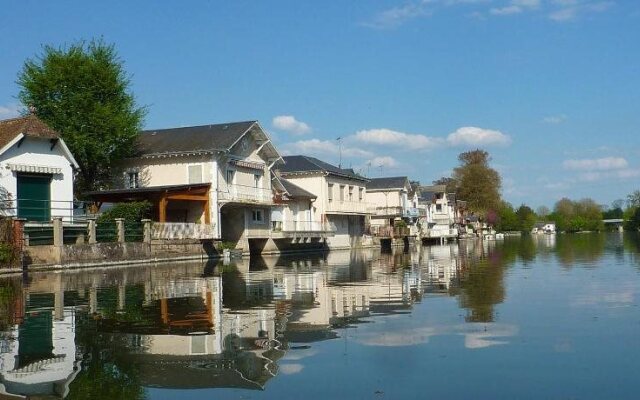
[271,220,336,238]
[421,228,458,239]
[218,184,273,204]
[369,206,425,219]
[325,200,371,214]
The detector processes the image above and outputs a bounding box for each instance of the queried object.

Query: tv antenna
[336,137,343,168]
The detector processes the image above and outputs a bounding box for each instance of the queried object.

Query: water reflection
[0,233,638,399]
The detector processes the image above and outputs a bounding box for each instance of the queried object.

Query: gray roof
[278,155,368,182]
[136,121,257,156]
[366,176,409,191]
[280,178,316,199]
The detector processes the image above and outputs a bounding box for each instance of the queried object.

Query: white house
[276,155,371,249]
[0,115,79,222]
[417,185,458,241]
[365,176,422,236]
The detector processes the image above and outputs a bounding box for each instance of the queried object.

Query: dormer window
[128,171,139,189]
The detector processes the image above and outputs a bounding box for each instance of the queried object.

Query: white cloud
[368,156,399,168]
[490,5,523,15]
[577,169,640,182]
[353,128,442,150]
[282,138,374,159]
[563,157,628,171]
[548,0,614,21]
[543,114,568,124]
[446,126,512,147]
[272,115,311,135]
[0,103,22,119]
[279,363,304,375]
[362,1,435,29]
[490,0,540,15]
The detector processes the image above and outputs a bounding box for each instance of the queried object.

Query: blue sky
[1,0,639,208]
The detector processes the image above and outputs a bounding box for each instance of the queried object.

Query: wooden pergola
[84,183,211,223]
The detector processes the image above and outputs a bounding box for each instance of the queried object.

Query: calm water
[1,233,639,399]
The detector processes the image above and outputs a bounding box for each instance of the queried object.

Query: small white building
[0,115,79,222]
[365,176,422,236]
[417,185,458,241]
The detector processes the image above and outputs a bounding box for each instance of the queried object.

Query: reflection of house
[276,156,371,249]
[0,305,78,398]
[0,115,79,222]
[418,185,458,241]
[366,176,421,236]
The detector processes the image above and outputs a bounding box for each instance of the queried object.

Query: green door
[17,174,51,221]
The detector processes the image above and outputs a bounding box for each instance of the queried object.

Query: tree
[432,176,458,193]
[549,197,603,232]
[627,190,640,208]
[536,206,550,219]
[452,149,502,216]
[495,201,518,232]
[515,204,537,232]
[18,39,145,193]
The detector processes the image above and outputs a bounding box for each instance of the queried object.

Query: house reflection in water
[1,241,518,398]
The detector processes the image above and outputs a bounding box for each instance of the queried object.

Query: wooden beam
[166,194,209,201]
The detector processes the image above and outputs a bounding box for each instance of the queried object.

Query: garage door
[17,174,51,221]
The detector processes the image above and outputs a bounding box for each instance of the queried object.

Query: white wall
[0,137,75,219]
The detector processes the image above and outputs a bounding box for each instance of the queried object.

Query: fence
[151,222,216,240]
[368,225,411,238]
[0,199,92,223]
[218,184,273,204]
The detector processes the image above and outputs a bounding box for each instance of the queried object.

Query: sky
[1,0,639,208]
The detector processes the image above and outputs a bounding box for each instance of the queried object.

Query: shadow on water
[1,233,639,398]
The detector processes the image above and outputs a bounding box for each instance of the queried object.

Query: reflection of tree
[458,247,508,323]
[68,314,147,400]
[0,278,21,331]
[622,232,640,270]
[554,233,605,267]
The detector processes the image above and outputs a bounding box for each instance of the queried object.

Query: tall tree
[18,39,145,193]
[432,176,458,193]
[627,190,640,208]
[452,149,502,216]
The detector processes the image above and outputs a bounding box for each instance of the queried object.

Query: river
[1,233,639,399]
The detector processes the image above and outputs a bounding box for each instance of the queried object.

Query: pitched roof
[135,121,257,156]
[279,177,316,199]
[278,155,368,182]
[418,184,447,202]
[0,114,60,150]
[366,176,409,191]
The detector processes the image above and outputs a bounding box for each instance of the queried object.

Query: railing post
[87,217,97,244]
[12,218,26,251]
[142,219,152,243]
[52,217,63,247]
[115,218,125,243]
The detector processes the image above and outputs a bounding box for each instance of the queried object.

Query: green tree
[495,201,518,232]
[18,39,145,193]
[515,204,537,232]
[549,197,603,232]
[452,149,502,216]
[627,190,640,208]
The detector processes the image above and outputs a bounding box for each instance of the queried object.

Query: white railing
[422,228,458,238]
[218,184,273,204]
[281,221,336,232]
[326,200,372,214]
[151,222,216,240]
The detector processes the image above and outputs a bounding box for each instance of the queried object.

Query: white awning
[6,163,62,174]
[229,159,264,171]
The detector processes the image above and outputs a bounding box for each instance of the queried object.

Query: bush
[0,243,13,265]
[97,201,152,223]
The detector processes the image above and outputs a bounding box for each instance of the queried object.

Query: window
[254,174,262,188]
[339,185,345,202]
[252,209,264,223]
[348,186,353,201]
[359,187,364,201]
[328,183,333,202]
[188,165,203,184]
[127,171,139,189]
[226,169,235,185]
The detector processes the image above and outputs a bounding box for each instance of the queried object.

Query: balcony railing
[369,206,425,218]
[421,228,458,238]
[272,220,336,237]
[368,225,411,238]
[218,184,273,204]
[326,200,371,214]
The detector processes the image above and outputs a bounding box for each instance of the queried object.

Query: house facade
[366,176,422,235]
[417,185,458,241]
[0,115,79,222]
[276,156,371,249]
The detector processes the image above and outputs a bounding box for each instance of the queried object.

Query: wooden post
[159,196,167,223]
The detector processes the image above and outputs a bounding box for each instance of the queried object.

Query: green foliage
[97,201,151,223]
[549,197,603,232]
[603,207,623,220]
[495,202,518,232]
[432,176,458,193]
[0,243,13,264]
[452,149,502,216]
[18,39,145,193]
[515,204,537,232]
[625,207,640,231]
[219,241,237,250]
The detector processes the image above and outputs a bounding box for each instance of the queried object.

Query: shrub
[97,201,152,223]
